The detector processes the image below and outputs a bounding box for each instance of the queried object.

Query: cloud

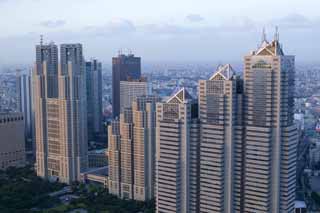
[40,20,66,28]
[84,18,136,37]
[186,14,204,22]
[270,14,313,29]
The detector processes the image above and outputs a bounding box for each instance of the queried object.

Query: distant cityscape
[2,30,320,213]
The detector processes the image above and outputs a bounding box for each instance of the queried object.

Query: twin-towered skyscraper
[34,42,88,183]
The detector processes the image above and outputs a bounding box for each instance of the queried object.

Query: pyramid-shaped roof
[166,87,193,104]
[255,39,284,56]
[209,64,235,81]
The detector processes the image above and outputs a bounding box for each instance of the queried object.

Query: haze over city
[0,0,320,212]
[0,0,319,64]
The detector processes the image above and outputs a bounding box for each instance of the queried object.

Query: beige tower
[198,64,243,213]
[120,77,148,114]
[243,32,298,212]
[108,96,159,201]
[155,88,200,213]
[34,42,88,184]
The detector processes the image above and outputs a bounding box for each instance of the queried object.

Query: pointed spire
[40,34,43,46]
[274,26,279,41]
[261,27,267,44]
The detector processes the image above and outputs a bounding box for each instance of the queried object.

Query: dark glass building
[112,54,141,118]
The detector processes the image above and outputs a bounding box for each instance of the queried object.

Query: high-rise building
[242,32,298,212]
[35,42,59,98]
[86,59,103,141]
[16,73,34,158]
[155,88,200,213]
[112,53,141,118]
[120,77,148,113]
[0,112,26,170]
[198,64,243,213]
[34,42,88,184]
[108,96,159,201]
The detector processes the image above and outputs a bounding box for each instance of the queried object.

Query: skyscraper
[16,73,34,159]
[34,42,88,184]
[242,32,298,212]
[112,53,141,118]
[198,64,243,213]
[35,42,59,98]
[86,59,103,141]
[155,88,200,213]
[108,96,159,201]
[120,77,148,113]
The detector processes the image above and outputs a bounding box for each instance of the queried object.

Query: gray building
[16,73,34,159]
[86,59,103,141]
[155,88,200,213]
[112,53,141,118]
[0,112,26,170]
[243,33,298,212]
[198,64,243,213]
[34,42,88,184]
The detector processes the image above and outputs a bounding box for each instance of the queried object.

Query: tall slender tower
[243,31,298,212]
[16,73,34,158]
[34,42,88,183]
[86,59,103,141]
[198,64,244,213]
[112,53,141,118]
[155,88,200,213]
[108,96,159,201]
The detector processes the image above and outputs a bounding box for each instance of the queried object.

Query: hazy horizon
[0,0,319,64]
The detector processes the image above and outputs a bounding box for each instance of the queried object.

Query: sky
[0,0,319,64]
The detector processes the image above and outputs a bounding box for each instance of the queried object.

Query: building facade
[16,73,34,158]
[108,96,159,201]
[155,88,200,213]
[86,59,103,141]
[242,34,298,212]
[120,77,148,113]
[198,64,244,213]
[34,42,88,184]
[112,53,141,118]
[0,112,26,170]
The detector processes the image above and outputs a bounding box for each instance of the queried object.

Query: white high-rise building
[155,88,200,213]
[198,64,244,213]
[243,31,298,212]
[34,42,88,184]
[119,78,148,114]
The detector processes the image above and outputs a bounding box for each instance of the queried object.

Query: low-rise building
[0,112,26,169]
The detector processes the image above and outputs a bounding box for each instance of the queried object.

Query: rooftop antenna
[261,27,267,44]
[40,34,43,46]
[274,26,279,41]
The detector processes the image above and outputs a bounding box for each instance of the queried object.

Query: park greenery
[0,166,155,213]
[0,166,64,213]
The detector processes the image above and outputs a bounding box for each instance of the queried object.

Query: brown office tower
[155,88,200,213]
[198,64,244,213]
[243,31,298,212]
[34,42,88,184]
[112,53,141,118]
[108,96,159,201]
